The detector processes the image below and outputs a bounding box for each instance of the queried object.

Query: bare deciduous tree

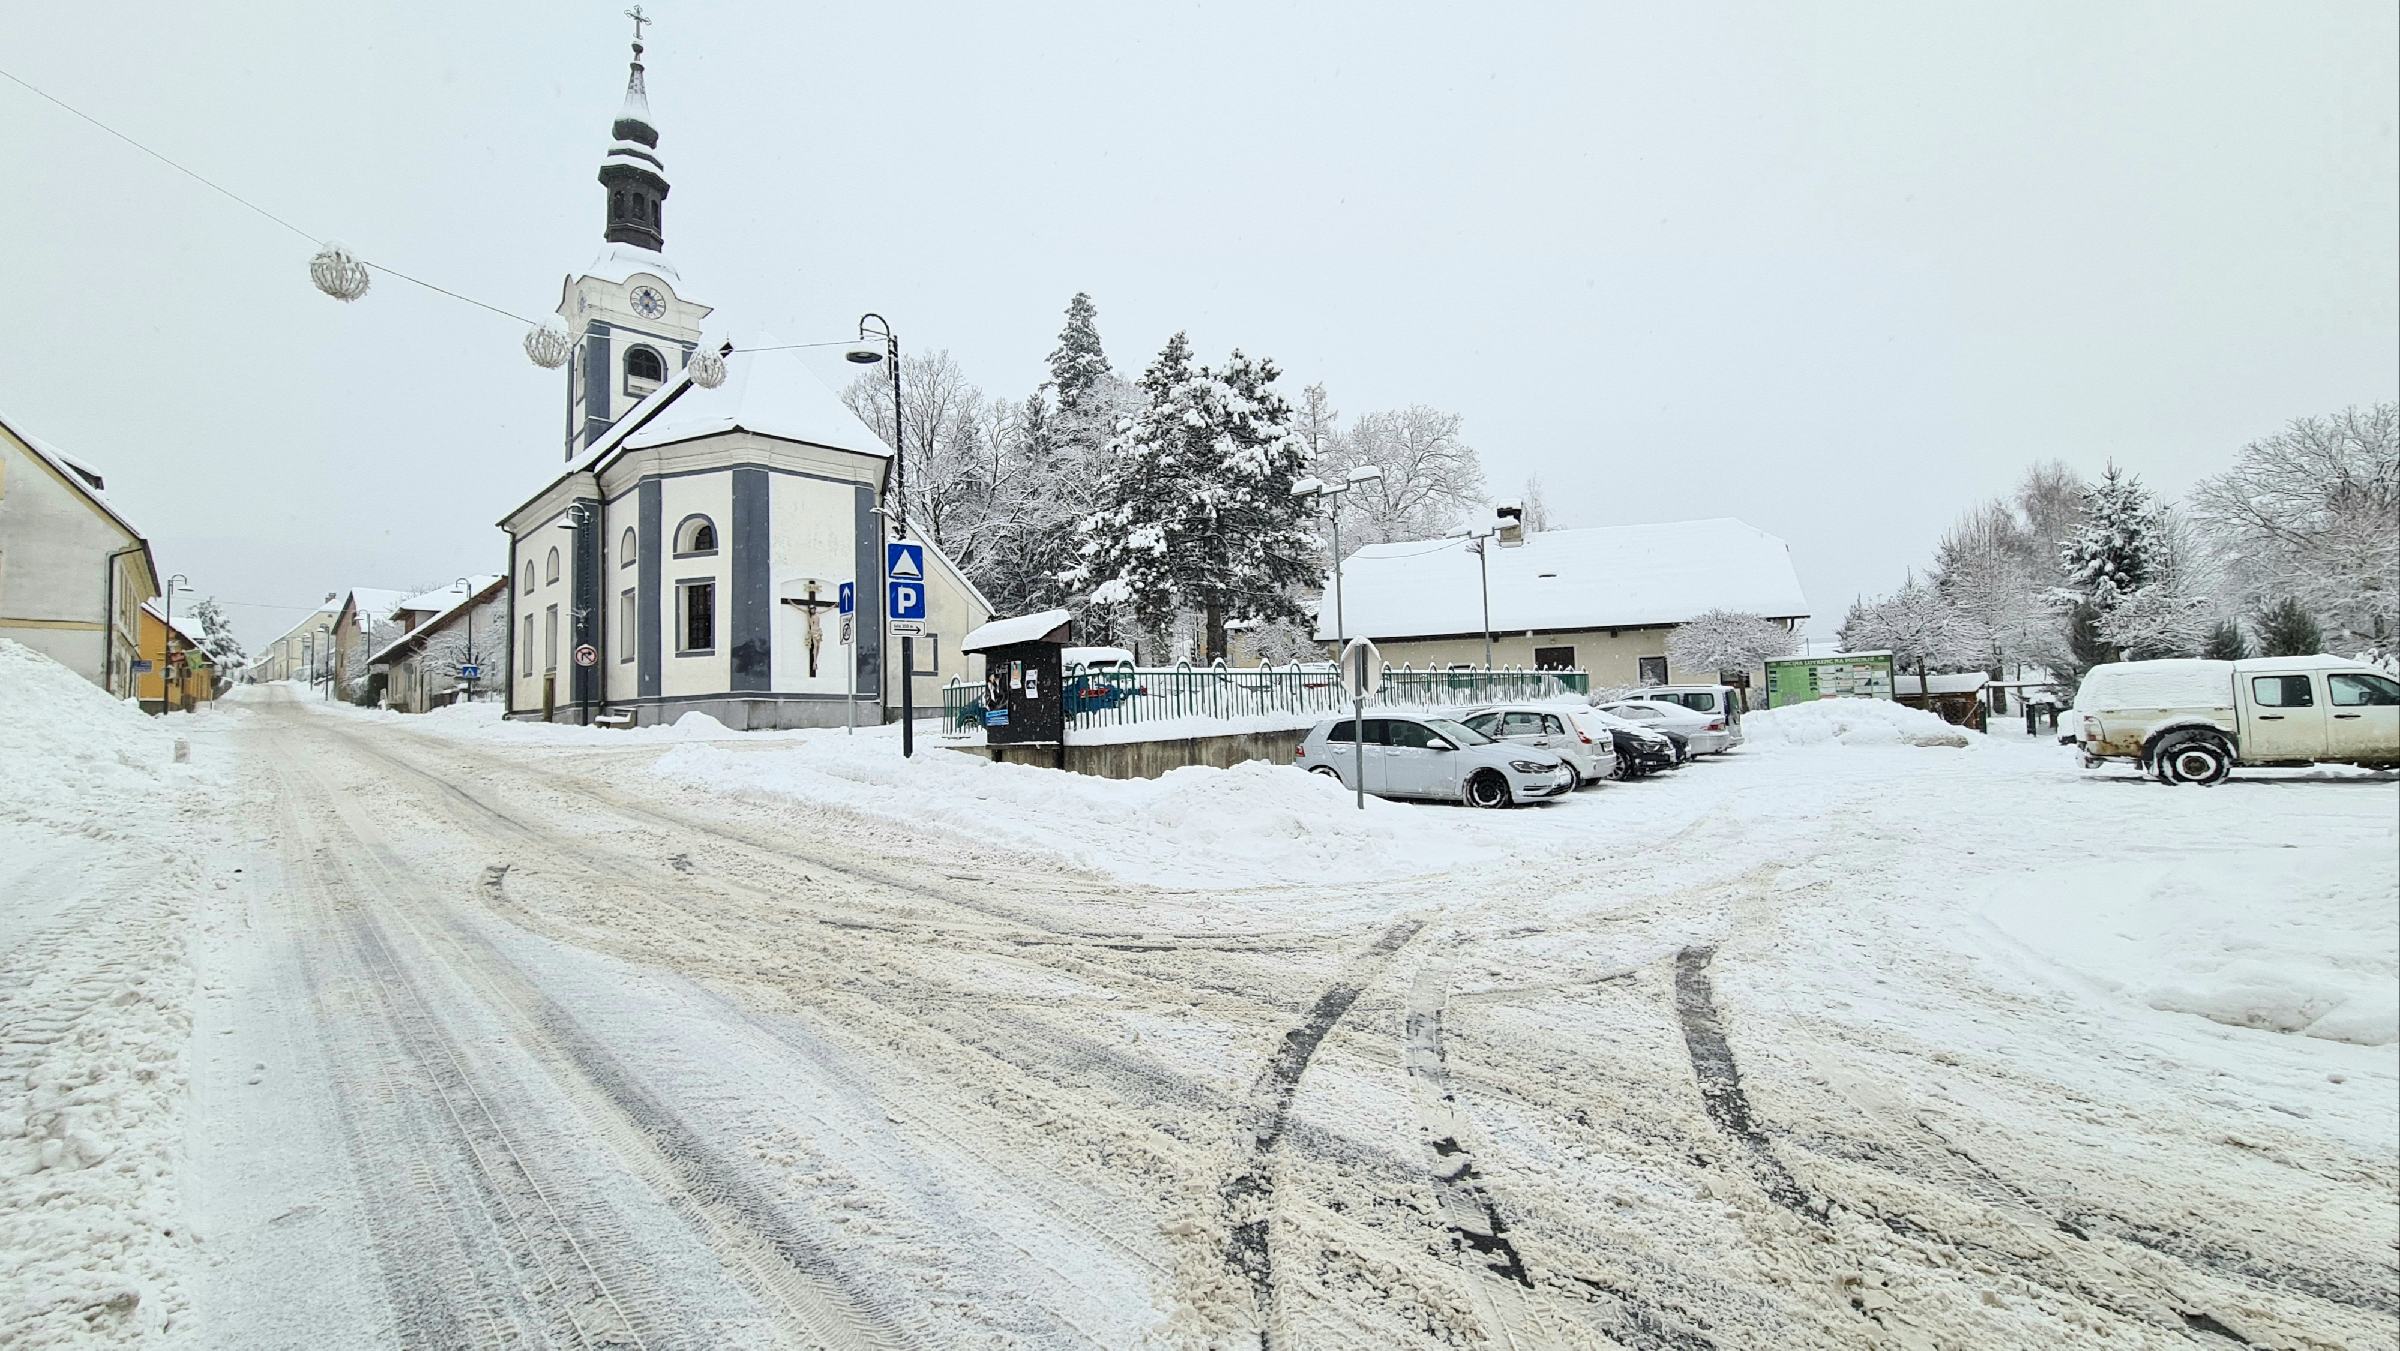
[2190,402,2399,659]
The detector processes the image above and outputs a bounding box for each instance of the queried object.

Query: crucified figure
[781,582,839,678]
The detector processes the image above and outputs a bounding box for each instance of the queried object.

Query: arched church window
[546,547,561,584]
[625,345,667,396]
[620,526,637,567]
[674,515,717,557]
[522,562,534,594]
[611,190,625,220]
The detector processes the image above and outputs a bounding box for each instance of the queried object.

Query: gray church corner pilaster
[729,468,771,691]
[637,480,662,698]
[853,484,882,711]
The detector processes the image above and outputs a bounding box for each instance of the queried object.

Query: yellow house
[137,598,215,712]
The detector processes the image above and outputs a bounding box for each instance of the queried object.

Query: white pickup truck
[2068,655,2400,784]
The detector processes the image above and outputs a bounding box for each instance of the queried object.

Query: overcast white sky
[5,2,2394,648]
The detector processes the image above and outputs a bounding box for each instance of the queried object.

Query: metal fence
[941,661,1590,736]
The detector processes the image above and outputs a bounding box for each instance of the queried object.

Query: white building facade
[498,36,987,728]
[0,407,156,694]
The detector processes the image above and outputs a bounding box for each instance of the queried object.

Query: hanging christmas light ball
[688,346,728,389]
[523,319,573,370]
[307,242,372,301]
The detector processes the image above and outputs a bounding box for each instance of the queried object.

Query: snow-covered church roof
[508,341,891,520]
[620,343,891,458]
[1318,518,1809,642]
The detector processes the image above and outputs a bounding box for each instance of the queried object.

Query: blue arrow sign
[837,581,855,616]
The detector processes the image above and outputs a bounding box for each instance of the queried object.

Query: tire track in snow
[1403,957,1721,1351]
[1672,945,1827,1225]
[1221,916,1424,1349]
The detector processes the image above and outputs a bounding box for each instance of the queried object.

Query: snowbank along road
[39,685,2400,1348]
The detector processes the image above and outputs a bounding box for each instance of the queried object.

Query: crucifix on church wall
[781,581,840,678]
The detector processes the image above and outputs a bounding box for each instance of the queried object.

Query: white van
[1624,684,1747,750]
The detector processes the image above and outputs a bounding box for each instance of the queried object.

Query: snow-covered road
[64,687,2400,1347]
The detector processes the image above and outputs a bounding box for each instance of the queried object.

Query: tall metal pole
[162,575,182,710]
[1330,506,1345,653]
[1474,538,1493,669]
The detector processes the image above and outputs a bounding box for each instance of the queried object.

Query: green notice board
[1763,651,1896,708]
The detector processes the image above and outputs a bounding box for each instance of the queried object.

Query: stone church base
[512,694,881,731]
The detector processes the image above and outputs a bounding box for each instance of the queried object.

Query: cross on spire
[625,5,650,50]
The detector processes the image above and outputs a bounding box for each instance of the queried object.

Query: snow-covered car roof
[1597,698,1714,723]
[1317,517,1808,642]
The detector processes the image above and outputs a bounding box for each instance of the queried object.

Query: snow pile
[0,639,211,1347]
[1981,850,2400,1045]
[653,737,1513,888]
[0,639,179,831]
[1742,697,1975,748]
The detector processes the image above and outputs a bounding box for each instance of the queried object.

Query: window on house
[522,615,534,672]
[1638,656,1668,684]
[1533,645,1576,670]
[522,562,534,594]
[544,605,559,672]
[619,589,636,662]
[625,346,666,395]
[673,515,717,556]
[620,526,637,567]
[545,547,561,584]
[677,581,715,654]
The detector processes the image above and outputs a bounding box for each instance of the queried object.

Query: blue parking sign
[889,580,927,622]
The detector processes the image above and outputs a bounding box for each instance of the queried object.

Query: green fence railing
[942,660,1590,736]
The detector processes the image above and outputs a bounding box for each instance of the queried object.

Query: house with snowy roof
[368,576,508,713]
[1316,518,1809,688]
[136,597,214,712]
[0,405,158,695]
[495,33,989,728]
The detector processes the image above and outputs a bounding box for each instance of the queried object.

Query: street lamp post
[317,623,331,699]
[162,573,188,711]
[847,316,913,756]
[1295,465,1384,811]
[454,577,478,705]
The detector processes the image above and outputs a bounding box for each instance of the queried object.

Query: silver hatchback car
[1294,714,1574,807]
[1457,704,1619,788]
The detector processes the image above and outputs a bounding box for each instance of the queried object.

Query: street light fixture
[1294,467,1381,651]
[844,313,904,542]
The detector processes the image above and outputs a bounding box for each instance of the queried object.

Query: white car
[1630,684,1748,750]
[1594,698,1734,756]
[1293,714,1576,807]
[1457,704,1619,789]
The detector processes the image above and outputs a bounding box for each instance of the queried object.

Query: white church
[499,30,989,728]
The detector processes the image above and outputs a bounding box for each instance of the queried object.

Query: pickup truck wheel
[2155,732,2232,786]
[1466,770,1512,809]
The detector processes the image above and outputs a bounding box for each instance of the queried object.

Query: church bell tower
[557,8,713,460]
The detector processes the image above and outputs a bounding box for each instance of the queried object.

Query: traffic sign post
[1339,637,1381,811]
[839,586,857,736]
[887,542,927,759]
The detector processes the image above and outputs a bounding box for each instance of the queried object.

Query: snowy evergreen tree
[2253,596,2325,657]
[1046,292,1112,417]
[2056,463,2163,609]
[2201,619,2251,661]
[189,596,247,679]
[1071,335,1319,662]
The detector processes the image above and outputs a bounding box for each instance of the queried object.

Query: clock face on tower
[630,285,667,319]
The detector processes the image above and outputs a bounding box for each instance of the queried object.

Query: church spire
[599,6,670,251]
